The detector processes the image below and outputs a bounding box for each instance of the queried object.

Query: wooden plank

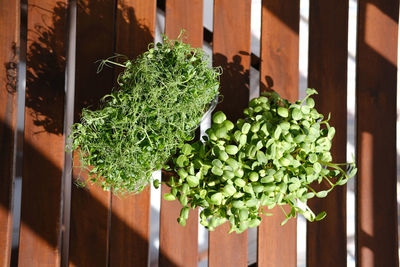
[159,1,202,266]
[257,1,299,266]
[164,0,203,43]
[208,1,251,266]
[306,1,348,267]
[259,0,300,102]
[0,1,19,266]
[160,184,199,267]
[17,0,66,265]
[356,1,399,266]
[109,2,155,266]
[68,0,115,266]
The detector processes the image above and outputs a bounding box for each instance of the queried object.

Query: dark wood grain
[109,1,155,266]
[208,1,251,266]
[356,1,399,266]
[68,0,115,266]
[306,1,348,267]
[18,0,66,265]
[0,1,19,266]
[159,1,203,266]
[257,1,299,266]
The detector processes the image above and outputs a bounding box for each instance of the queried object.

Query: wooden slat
[356,0,399,266]
[257,1,299,266]
[164,0,203,43]
[68,0,115,266]
[306,1,348,266]
[159,1,203,267]
[17,1,66,265]
[208,1,251,266]
[0,1,19,265]
[109,1,155,266]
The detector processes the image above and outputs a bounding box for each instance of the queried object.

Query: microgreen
[163,89,357,233]
[67,34,220,194]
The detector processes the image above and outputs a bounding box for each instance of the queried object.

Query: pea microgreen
[67,34,221,194]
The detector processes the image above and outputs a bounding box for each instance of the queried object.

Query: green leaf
[249,172,259,182]
[241,123,251,134]
[316,190,328,198]
[232,200,244,209]
[292,108,302,120]
[277,107,289,118]
[348,167,358,178]
[223,170,235,180]
[313,162,322,173]
[226,145,239,155]
[153,179,160,189]
[212,159,223,168]
[251,122,261,132]
[274,126,282,139]
[223,184,236,196]
[301,105,310,114]
[239,134,247,145]
[315,211,327,221]
[215,126,228,138]
[306,88,318,95]
[176,155,188,167]
[223,120,234,131]
[181,144,192,155]
[211,166,223,176]
[239,209,249,221]
[280,216,290,226]
[163,193,176,201]
[178,217,186,226]
[234,168,244,178]
[177,168,188,178]
[246,198,258,207]
[218,150,229,162]
[179,194,188,206]
[288,183,300,192]
[261,176,274,183]
[211,192,223,205]
[306,97,315,108]
[248,218,261,228]
[213,111,226,124]
[309,154,318,163]
[328,127,336,139]
[226,158,239,170]
[256,151,267,164]
[234,178,246,187]
[187,175,200,187]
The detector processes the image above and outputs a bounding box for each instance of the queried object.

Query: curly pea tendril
[160,89,357,234]
[67,33,221,195]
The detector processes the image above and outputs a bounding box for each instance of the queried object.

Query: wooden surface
[68,0,115,266]
[259,0,299,101]
[159,1,202,266]
[0,1,19,266]
[17,0,66,265]
[208,1,251,266]
[109,1,155,266]
[257,1,299,266]
[356,0,399,266]
[212,0,251,122]
[306,1,349,267]
[165,0,203,43]
[160,185,199,267]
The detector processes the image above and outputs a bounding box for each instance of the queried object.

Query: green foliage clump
[164,89,357,233]
[68,35,220,194]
